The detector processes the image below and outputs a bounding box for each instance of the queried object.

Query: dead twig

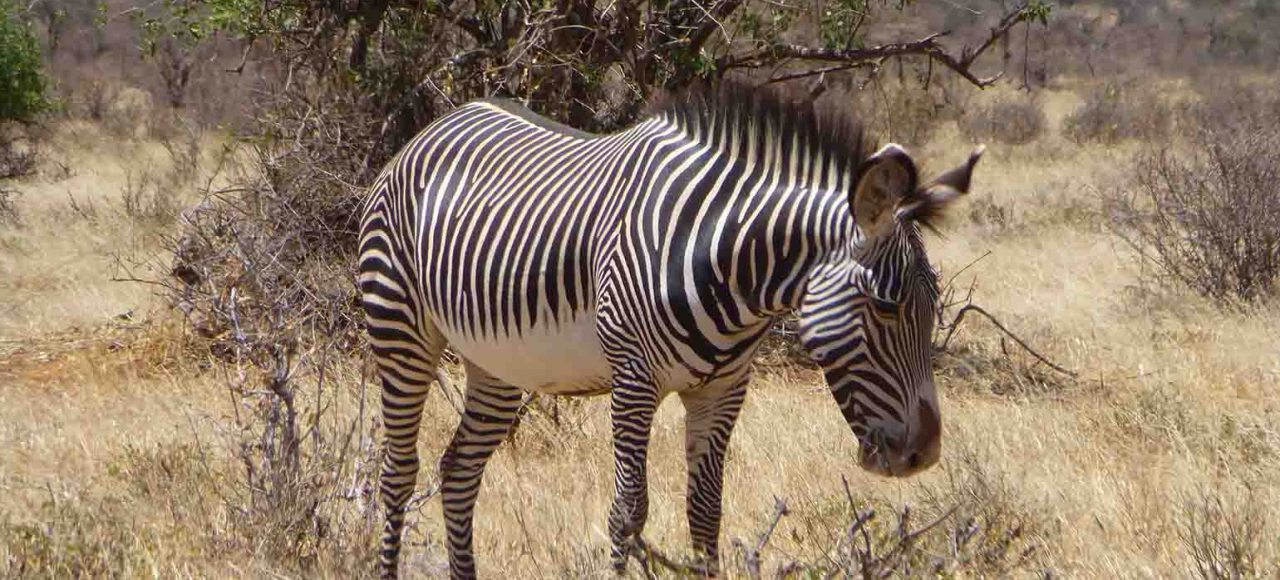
[628,535,714,578]
[940,304,1077,378]
[736,496,790,579]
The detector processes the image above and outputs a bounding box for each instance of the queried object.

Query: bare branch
[626,536,714,577]
[687,0,745,54]
[940,304,1077,377]
[722,2,1037,88]
[736,497,789,578]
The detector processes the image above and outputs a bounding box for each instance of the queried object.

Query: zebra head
[799,143,984,478]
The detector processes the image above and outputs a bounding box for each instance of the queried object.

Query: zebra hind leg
[373,340,445,579]
[680,378,748,573]
[440,361,522,579]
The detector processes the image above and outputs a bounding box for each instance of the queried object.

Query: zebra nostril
[906,450,922,469]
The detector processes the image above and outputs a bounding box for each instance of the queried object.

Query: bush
[0,2,49,123]
[1183,81,1280,138]
[0,184,14,224]
[1064,82,1170,144]
[961,95,1046,145]
[1179,491,1269,580]
[1106,127,1280,304]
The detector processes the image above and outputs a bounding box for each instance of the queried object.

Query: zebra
[358,83,983,578]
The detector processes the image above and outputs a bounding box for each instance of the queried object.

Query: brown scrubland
[1,1,1279,578]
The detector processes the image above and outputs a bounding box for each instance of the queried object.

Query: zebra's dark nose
[900,401,942,475]
[858,402,941,478]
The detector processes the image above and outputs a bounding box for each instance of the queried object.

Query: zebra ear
[898,145,985,226]
[852,144,917,239]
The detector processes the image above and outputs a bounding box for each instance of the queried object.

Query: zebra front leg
[607,376,660,571]
[680,378,748,573]
[441,362,522,579]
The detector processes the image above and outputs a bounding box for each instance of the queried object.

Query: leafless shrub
[1064,82,1171,144]
[967,197,1012,230]
[629,449,1048,578]
[152,38,195,109]
[154,181,381,568]
[0,133,38,179]
[146,94,379,567]
[119,170,175,224]
[1105,128,1280,304]
[1179,491,1269,580]
[756,314,810,369]
[80,78,118,121]
[962,95,1046,145]
[118,124,203,226]
[862,77,960,146]
[932,254,1079,398]
[0,498,163,577]
[0,186,16,226]
[1182,81,1280,137]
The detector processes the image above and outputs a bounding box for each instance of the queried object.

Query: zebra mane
[650,80,874,181]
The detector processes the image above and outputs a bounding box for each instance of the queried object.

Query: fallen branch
[940,304,1077,378]
[627,535,714,578]
[735,496,790,579]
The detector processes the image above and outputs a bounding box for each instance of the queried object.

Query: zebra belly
[441,314,613,395]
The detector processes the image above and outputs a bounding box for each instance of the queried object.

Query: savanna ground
[2,2,1280,578]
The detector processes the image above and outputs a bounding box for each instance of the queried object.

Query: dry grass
[3,76,1280,578]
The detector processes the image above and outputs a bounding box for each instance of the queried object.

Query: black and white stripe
[358,84,983,578]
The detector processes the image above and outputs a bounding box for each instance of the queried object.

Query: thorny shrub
[631,448,1051,578]
[1106,126,1280,304]
[1179,490,1271,580]
[0,184,15,225]
[961,94,1046,145]
[1064,82,1171,144]
[158,94,377,568]
[0,128,36,179]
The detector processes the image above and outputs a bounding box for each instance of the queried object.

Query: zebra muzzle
[857,404,941,477]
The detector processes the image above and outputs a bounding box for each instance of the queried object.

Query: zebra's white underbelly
[442,313,613,395]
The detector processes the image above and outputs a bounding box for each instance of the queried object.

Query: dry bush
[0,131,37,179]
[0,429,377,576]
[0,500,164,577]
[80,78,118,121]
[857,75,962,146]
[966,196,1012,230]
[1179,490,1270,580]
[118,120,203,226]
[1110,383,1204,450]
[1105,127,1280,304]
[961,94,1046,145]
[0,185,15,225]
[935,337,1076,400]
[1182,80,1280,137]
[630,447,1051,578]
[1064,82,1171,144]
[1,442,205,576]
[156,106,377,570]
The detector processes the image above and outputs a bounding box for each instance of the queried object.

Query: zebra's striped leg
[440,362,522,579]
[607,377,660,571]
[377,349,443,579]
[680,378,748,573]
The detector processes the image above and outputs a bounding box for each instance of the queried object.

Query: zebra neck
[656,112,858,322]
[723,181,855,319]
